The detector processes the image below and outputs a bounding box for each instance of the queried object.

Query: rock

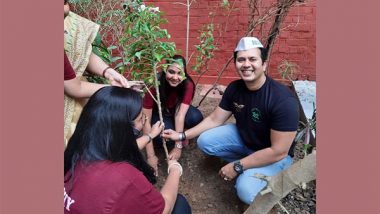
[303,192,311,198]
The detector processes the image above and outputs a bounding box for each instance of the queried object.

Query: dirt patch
[154,85,316,214]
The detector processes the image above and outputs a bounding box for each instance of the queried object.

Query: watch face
[234,162,243,174]
[175,143,183,149]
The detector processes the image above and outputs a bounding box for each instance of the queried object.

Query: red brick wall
[145,0,316,85]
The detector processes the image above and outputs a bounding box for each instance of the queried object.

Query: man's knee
[196,132,214,155]
[235,174,267,205]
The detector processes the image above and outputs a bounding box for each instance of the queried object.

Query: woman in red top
[64,87,191,214]
[143,55,203,169]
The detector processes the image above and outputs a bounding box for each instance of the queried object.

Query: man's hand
[219,162,238,181]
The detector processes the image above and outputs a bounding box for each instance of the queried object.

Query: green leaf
[117,66,125,73]
[93,33,102,46]
[107,45,118,51]
[115,62,124,69]
[135,51,142,59]
[111,56,122,63]
[154,53,164,61]
[221,0,230,8]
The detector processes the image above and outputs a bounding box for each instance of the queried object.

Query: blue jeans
[172,194,192,214]
[197,123,293,204]
[151,105,203,147]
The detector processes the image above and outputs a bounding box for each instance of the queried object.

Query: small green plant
[191,0,238,87]
[221,0,230,8]
[192,23,216,74]
[68,0,129,84]
[69,0,127,50]
[121,0,178,157]
[277,59,300,81]
[295,104,316,156]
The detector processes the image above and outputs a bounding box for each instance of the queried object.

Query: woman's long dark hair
[159,55,195,114]
[64,86,156,184]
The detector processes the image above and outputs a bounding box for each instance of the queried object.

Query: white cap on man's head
[234,37,263,52]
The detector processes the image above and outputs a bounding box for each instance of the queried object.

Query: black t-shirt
[219,77,299,154]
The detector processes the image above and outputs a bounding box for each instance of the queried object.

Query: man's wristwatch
[175,142,183,149]
[233,160,244,174]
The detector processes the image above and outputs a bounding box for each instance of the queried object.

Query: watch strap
[233,160,244,174]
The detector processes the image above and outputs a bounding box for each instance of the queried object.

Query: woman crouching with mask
[64,87,191,214]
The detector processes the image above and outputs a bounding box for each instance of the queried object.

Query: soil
[154,85,316,214]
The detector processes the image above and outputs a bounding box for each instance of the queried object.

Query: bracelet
[167,162,183,176]
[175,142,183,149]
[102,66,112,78]
[178,132,186,141]
[145,134,152,142]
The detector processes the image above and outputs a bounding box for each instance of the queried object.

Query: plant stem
[152,61,169,158]
[196,56,234,107]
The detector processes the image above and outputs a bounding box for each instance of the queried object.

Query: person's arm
[140,107,159,176]
[86,53,130,87]
[141,108,155,151]
[162,106,232,141]
[219,130,296,180]
[136,134,153,150]
[136,108,153,150]
[64,77,106,99]
[160,160,182,214]
[168,103,190,160]
[242,130,296,166]
[136,120,163,149]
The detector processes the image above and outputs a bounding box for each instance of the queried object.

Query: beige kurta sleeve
[64,12,100,144]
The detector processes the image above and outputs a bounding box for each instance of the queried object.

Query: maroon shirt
[64,52,76,80]
[64,161,164,214]
[143,81,194,109]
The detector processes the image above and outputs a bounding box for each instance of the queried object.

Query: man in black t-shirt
[162,37,299,204]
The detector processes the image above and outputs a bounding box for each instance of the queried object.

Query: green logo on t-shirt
[251,108,262,122]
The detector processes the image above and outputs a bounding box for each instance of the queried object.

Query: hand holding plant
[149,121,165,138]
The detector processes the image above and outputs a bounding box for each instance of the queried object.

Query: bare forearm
[175,104,188,135]
[240,148,288,170]
[64,78,106,99]
[142,113,154,152]
[174,115,185,133]
[136,134,152,150]
[86,53,109,76]
[185,115,222,139]
[160,170,181,214]
[184,107,230,139]
[174,115,185,145]
[145,141,156,157]
[241,130,295,170]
